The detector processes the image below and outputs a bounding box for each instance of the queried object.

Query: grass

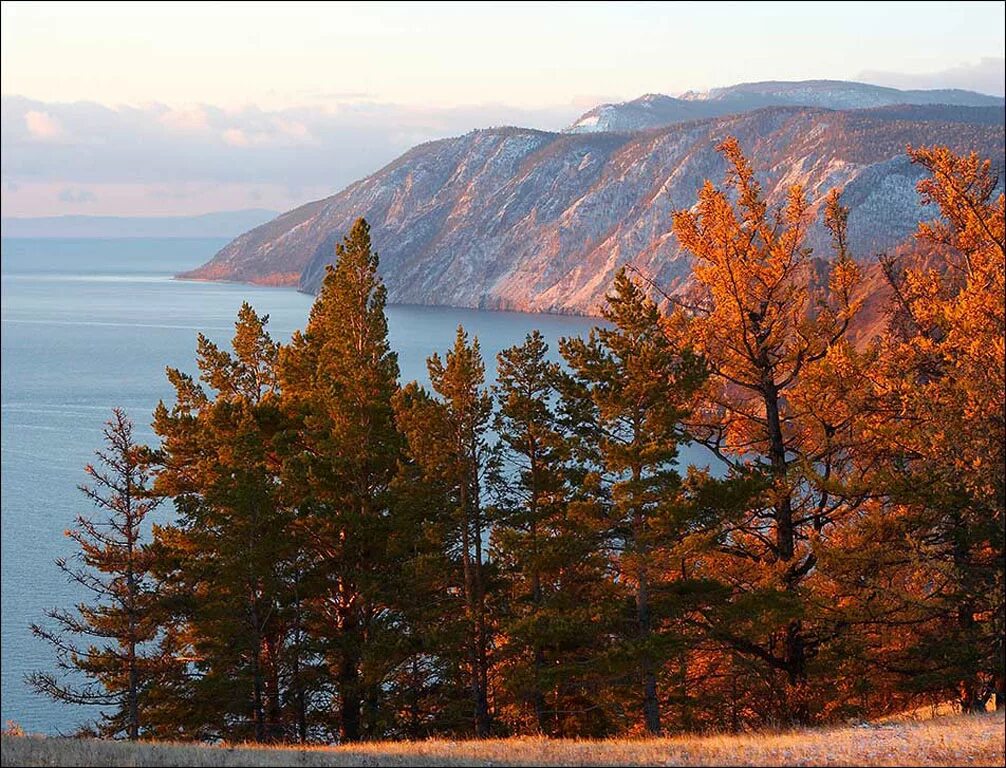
[2,711,1003,767]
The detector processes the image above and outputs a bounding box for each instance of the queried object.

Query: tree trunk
[471,458,491,737]
[785,620,809,724]
[633,493,660,735]
[124,472,140,741]
[763,380,794,562]
[533,647,547,734]
[459,475,489,737]
[291,579,308,744]
[265,634,283,742]
[337,568,362,743]
[531,506,546,734]
[952,511,984,714]
[638,576,661,735]
[338,651,362,742]
[250,609,266,742]
[624,439,661,737]
[762,378,811,725]
[128,639,139,740]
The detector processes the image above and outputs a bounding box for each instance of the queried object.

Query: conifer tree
[559,272,706,735]
[149,302,294,742]
[396,326,495,737]
[490,331,620,736]
[29,409,162,740]
[851,145,1005,712]
[669,137,864,724]
[429,326,495,738]
[390,382,478,737]
[278,217,403,742]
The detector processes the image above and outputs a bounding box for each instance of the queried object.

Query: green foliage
[28,409,165,740]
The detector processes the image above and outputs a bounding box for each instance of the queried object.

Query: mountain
[184,105,1004,315]
[0,209,280,239]
[566,80,1005,133]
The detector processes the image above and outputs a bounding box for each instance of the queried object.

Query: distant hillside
[184,105,1004,315]
[566,79,1005,133]
[0,209,280,239]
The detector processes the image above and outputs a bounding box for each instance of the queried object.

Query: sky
[2,0,1004,217]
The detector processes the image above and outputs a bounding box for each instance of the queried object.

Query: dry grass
[2,712,1003,767]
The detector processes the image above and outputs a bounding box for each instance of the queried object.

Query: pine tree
[490,331,621,736]
[29,409,162,740]
[389,382,475,738]
[149,302,294,742]
[278,217,403,742]
[559,271,706,734]
[396,326,495,737]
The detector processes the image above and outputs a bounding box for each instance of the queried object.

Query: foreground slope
[185,105,1004,315]
[3,712,1003,767]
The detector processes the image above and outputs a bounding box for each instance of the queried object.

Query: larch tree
[29,409,162,740]
[865,145,1005,711]
[669,137,864,724]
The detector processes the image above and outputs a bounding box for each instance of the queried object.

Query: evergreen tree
[278,217,403,742]
[490,331,620,736]
[389,382,477,738]
[29,409,162,740]
[396,326,495,736]
[559,271,706,734]
[149,302,294,742]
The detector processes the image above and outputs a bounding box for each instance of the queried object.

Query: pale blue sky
[3,1,1004,108]
[2,1,1003,217]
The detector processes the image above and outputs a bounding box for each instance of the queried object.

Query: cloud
[221,127,251,147]
[159,105,210,133]
[858,57,1005,97]
[2,95,583,185]
[1,94,586,215]
[57,186,96,203]
[24,110,62,139]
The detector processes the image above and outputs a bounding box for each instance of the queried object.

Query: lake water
[0,237,711,734]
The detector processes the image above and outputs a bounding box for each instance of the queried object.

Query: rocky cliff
[183,104,1004,315]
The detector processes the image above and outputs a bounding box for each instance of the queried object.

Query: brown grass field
[2,712,1003,767]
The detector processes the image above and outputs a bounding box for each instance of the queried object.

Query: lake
[0,237,710,735]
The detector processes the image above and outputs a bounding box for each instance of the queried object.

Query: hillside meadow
[2,712,1003,767]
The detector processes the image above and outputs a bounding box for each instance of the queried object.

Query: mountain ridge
[183,101,1004,315]
[567,79,1005,133]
